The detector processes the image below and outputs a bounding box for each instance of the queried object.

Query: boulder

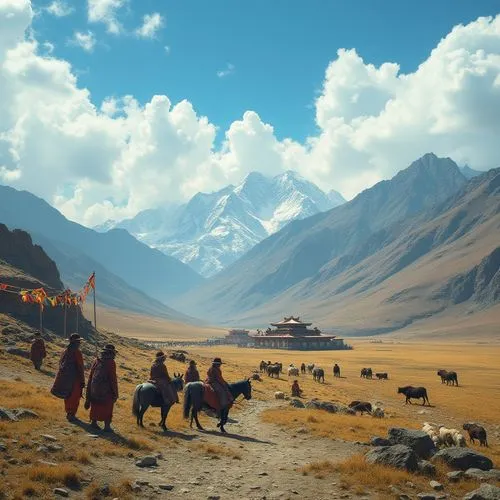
[431,448,493,471]
[305,400,321,410]
[0,408,18,422]
[12,408,39,419]
[372,407,385,418]
[371,437,392,447]
[53,488,69,497]
[417,495,436,500]
[289,399,305,409]
[418,460,437,477]
[135,456,158,468]
[5,347,30,358]
[464,469,500,482]
[388,428,436,458]
[430,481,443,491]
[365,445,419,472]
[447,471,464,482]
[463,484,500,500]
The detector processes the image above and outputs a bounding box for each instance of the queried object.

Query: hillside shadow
[199,429,275,445]
[158,429,197,441]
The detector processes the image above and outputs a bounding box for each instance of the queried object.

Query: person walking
[30,332,46,370]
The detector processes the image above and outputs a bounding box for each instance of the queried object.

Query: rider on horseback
[149,351,179,406]
[205,358,233,409]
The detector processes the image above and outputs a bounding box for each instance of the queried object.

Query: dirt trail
[101,399,366,500]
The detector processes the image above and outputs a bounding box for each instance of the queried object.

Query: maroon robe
[150,361,179,405]
[184,366,200,384]
[205,365,233,410]
[86,353,118,422]
[30,338,46,369]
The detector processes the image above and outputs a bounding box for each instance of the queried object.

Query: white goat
[274,391,285,400]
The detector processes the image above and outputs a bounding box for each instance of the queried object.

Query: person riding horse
[205,357,233,410]
[184,359,200,383]
[149,351,179,406]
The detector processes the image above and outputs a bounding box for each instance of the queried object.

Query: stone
[430,481,443,491]
[47,444,63,452]
[54,488,69,497]
[41,434,57,442]
[13,408,39,419]
[399,496,411,500]
[8,458,18,465]
[371,437,391,447]
[37,445,49,453]
[5,347,30,358]
[446,470,463,482]
[158,484,174,491]
[417,495,436,500]
[431,448,493,471]
[0,443,6,452]
[388,428,436,458]
[464,468,500,482]
[418,460,437,477]
[463,484,500,500]
[38,460,58,466]
[131,483,142,493]
[365,445,419,472]
[289,399,305,408]
[207,497,220,500]
[0,408,18,422]
[136,480,150,486]
[372,407,385,418]
[135,456,158,468]
[86,434,99,438]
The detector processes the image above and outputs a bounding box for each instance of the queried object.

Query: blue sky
[33,0,500,144]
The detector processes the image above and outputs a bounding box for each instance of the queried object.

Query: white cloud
[1,1,500,227]
[135,12,163,39]
[42,41,54,54]
[164,45,170,55]
[217,62,235,78]
[45,0,73,17]
[87,0,126,34]
[70,31,96,52]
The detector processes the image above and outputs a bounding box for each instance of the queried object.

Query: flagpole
[39,303,43,334]
[63,299,67,338]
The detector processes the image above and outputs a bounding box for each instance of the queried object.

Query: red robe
[205,365,233,410]
[150,361,179,404]
[51,344,85,415]
[30,338,46,368]
[184,366,200,383]
[86,357,118,422]
[291,381,302,397]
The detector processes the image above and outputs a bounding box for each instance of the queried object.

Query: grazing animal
[376,372,388,380]
[312,367,325,383]
[132,373,184,430]
[170,352,186,363]
[463,423,488,447]
[266,364,281,378]
[274,391,285,400]
[300,363,306,374]
[259,360,268,373]
[437,369,459,386]
[360,368,373,379]
[183,379,252,433]
[288,366,299,377]
[306,363,315,374]
[438,427,467,447]
[397,386,430,406]
[422,422,441,446]
[348,401,372,414]
[276,362,283,373]
[333,364,340,377]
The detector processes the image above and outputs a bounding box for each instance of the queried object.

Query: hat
[189,360,197,365]
[156,351,166,360]
[34,332,41,337]
[212,357,223,365]
[104,343,117,352]
[69,333,82,342]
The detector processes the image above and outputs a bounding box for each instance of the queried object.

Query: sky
[1,0,500,226]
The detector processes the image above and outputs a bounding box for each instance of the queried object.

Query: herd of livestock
[258,360,490,448]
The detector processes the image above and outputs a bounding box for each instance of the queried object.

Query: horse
[183,379,252,433]
[376,372,388,380]
[312,367,325,383]
[437,369,459,386]
[266,364,281,378]
[132,373,184,431]
[360,368,373,379]
[397,386,430,406]
[300,363,306,375]
[333,364,340,378]
[288,366,299,377]
[259,360,268,373]
[306,363,315,374]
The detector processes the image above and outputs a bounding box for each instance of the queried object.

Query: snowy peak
[106,171,345,277]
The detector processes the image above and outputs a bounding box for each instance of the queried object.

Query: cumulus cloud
[87,0,126,34]
[217,62,235,78]
[45,0,73,17]
[1,1,500,227]
[70,31,96,52]
[135,12,163,39]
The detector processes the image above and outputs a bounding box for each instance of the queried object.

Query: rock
[388,428,436,458]
[47,444,63,452]
[12,408,39,419]
[135,456,158,468]
[399,495,411,500]
[37,445,49,453]
[0,442,6,452]
[208,497,221,500]
[41,434,57,442]
[464,469,500,482]
[365,445,419,472]
[136,480,150,486]
[86,434,99,439]
[131,483,142,493]
[418,460,437,477]
[5,347,30,358]
[406,482,416,488]
[430,481,443,491]
[418,410,430,415]
[54,488,69,497]
[8,458,18,465]
[38,460,58,466]
[0,408,18,421]
[371,437,391,447]
[417,495,436,500]
[463,484,500,500]
[305,400,321,410]
[431,448,493,471]
[99,485,110,496]
[289,399,305,408]
[158,484,174,491]
[372,407,385,418]
[447,470,464,482]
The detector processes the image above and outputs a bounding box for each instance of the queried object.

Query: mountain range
[97,171,345,277]
[171,154,500,335]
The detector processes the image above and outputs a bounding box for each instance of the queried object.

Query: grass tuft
[29,464,81,489]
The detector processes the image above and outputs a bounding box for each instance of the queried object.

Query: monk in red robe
[205,358,233,410]
[50,333,85,422]
[291,380,303,398]
[184,360,200,383]
[85,344,118,432]
[149,352,179,405]
[30,332,46,370]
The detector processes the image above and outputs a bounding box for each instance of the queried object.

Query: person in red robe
[30,332,46,370]
[50,333,85,422]
[291,380,303,398]
[149,352,179,405]
[85,344,118,432]
[205,358,233,409]
[184,360,200,383]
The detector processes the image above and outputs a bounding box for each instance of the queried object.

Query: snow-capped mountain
[97,171,345,277]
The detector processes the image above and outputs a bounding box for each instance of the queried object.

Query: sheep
[422,422,442,446]
[438,427,467,448]
[274,391,285,400]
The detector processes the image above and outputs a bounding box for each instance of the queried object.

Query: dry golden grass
[28,463,81,488]
[193,442,243,460]
[85,480,133,500]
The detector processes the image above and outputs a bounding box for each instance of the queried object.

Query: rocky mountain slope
[173,153,471,324]
[0,185,203,306]
[100,171,345,277]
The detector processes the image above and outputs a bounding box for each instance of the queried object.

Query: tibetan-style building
[252,316,347,351]
[225,329,252,346]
